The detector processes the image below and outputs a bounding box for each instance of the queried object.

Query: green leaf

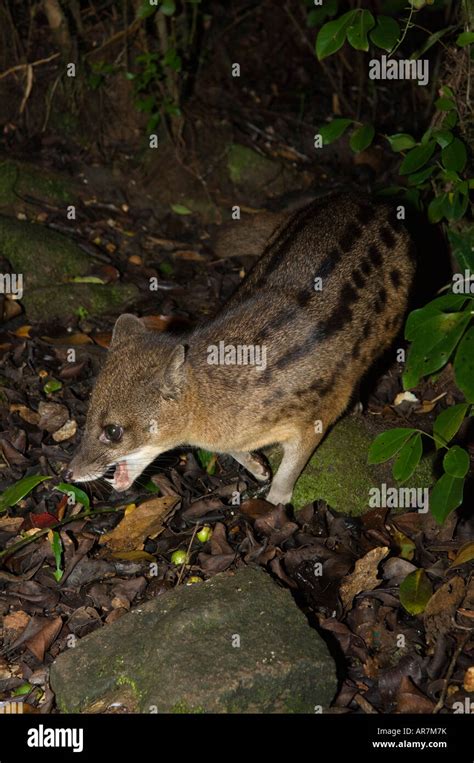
[448,226,474,271]
[433,129,453,149]
[368,428,416,464]
[347,10,375,51]
[441,138,467,173]
[399,141,436,175]
[405,295,469,340]
[307,0,338,28]
[43,379,62,394]
[450,541,474,568]
[433,403,469,449]
[349,124,375,153]
[456,32,474,47]
[435,96,456,112]
[428,194,447,223]
[0,475,52,514]
[430,473,464,524]
[403,311,471,389]
[55,483,91,512]
[315,10,357,60]
[12,682,33,696]
[136,1,157,19]
[319,118,353,145]
[443,446,470,478]
[392,433,423,482]
[454,326,474,402]
[399,569,433,615]
[387,133,416,152]
[406,165,435,186]
[171,204,192,215]
[51,530,64,582]
[160,0,176,15]
[411,26,453,59]
[370,15,400,52]
[443,190,469,222]
[197,449,216,475]
[443,110,458,129]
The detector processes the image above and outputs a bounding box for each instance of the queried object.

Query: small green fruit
[197,526,212,543]
[171,550,188,566]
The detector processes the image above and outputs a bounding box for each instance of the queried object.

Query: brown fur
[68,193,415,504]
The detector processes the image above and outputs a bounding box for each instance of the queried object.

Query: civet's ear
[161,344,187,400]
[110,314,146,348]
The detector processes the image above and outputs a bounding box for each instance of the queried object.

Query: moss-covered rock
[266,415,436,515]
[50,567,336,713]
[0,215,138,321]
[0,160,72,214]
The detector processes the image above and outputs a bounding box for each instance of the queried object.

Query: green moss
[267,416,435,515]
[0,160,71,210]
[170,701,205,714]
[227,143,279,186]
[22,282,139,322]
[117,675,143,699]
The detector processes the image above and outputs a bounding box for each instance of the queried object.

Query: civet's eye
[103,424,123,443]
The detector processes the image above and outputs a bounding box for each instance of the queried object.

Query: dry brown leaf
[9,404,40,426]
[41,333,93,346]
[423,576,465,648]
[100,496,179,552]
[172,250,206,262]
[13,325,32,337]
[3,611,31,645]
[141,315,173,332]
[339,546,389,609]
[25,616,62,662]
[395,676,435,713]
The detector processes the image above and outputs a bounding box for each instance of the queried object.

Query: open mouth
[103,461,133,491]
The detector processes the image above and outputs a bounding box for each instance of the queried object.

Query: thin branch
[0,52,60,81]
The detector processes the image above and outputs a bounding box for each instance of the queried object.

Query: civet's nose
[62,467,74,481]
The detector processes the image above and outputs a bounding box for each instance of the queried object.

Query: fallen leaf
[9,404,40,426]
[340,546,389,609]
[41,333,93,346]
[52,419,77,442]
[450,541,474,568]
[395,676,435,713]
[24,616,62,661]
[399,569,433,616]
[2,611,31,646]
[100,496,179,552]
[423,576,465,648]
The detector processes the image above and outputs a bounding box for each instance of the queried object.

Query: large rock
[50,567,336,713]
[267,415,435,515]
[0,216,138,321]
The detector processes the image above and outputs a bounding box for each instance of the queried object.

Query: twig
[0,52,60,81]
[433,632,470,713]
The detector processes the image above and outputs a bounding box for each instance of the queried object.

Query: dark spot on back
[380,225,396,249]
[368,244,382,267]
[296,289,312,307]
[360,258,372,276]
[352,268,365,289]
[390,269,401,288]
[357,205,372,226]
[340,224,362,252]
[314,247,342,281]
[362,321,371,339]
